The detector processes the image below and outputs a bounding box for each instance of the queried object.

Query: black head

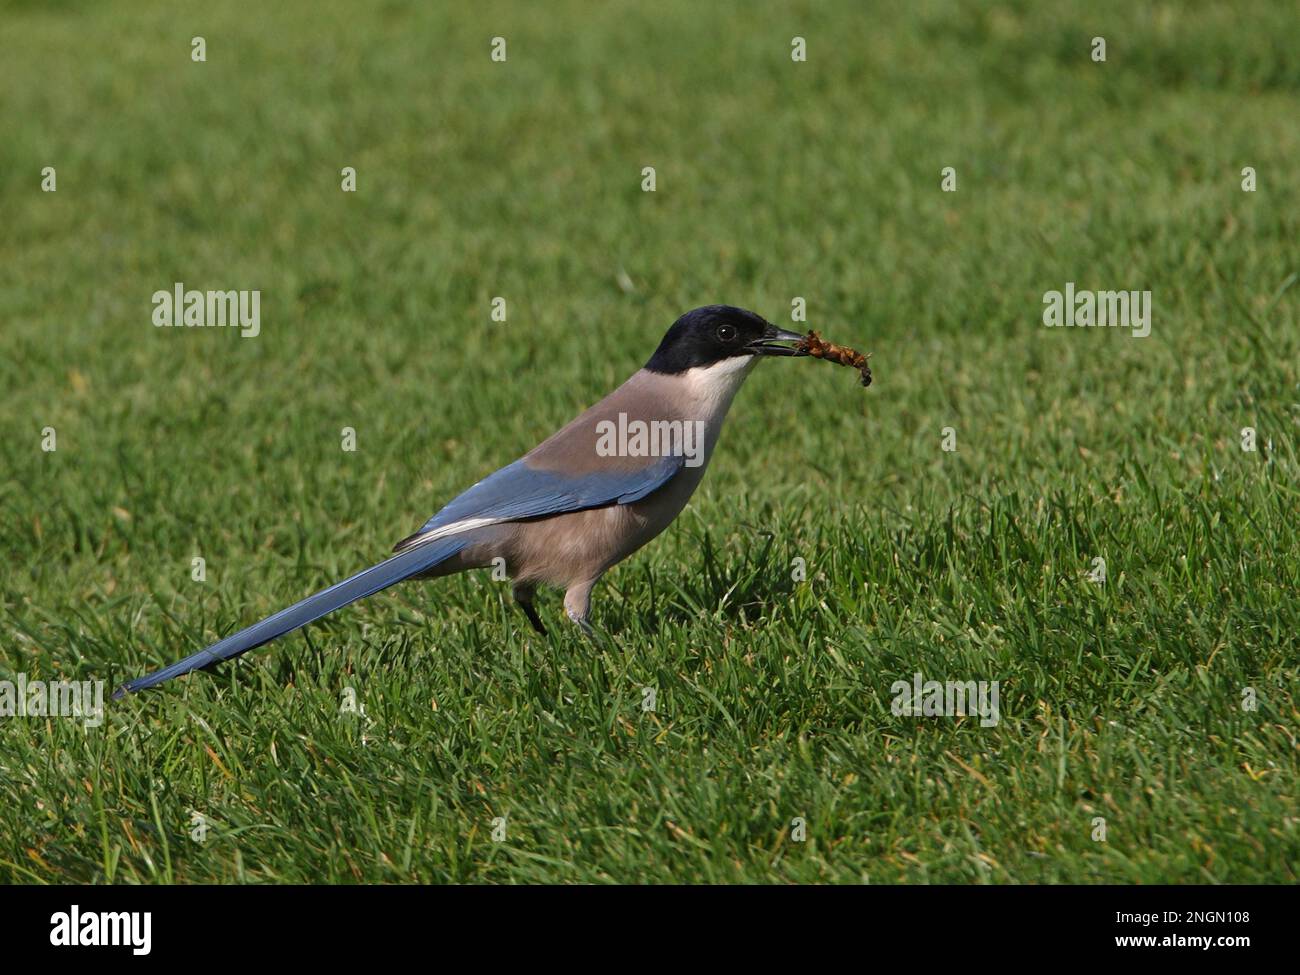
[644,305,805,374]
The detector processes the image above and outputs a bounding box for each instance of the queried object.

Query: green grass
[2,0,1298,883]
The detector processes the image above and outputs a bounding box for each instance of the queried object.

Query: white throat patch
[681,354,757,400]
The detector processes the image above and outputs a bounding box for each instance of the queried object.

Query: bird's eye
[716,324,737,342]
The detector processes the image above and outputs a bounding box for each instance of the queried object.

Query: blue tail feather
[113,538,466,697]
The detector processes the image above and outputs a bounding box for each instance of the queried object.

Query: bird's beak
[747,325,807,357]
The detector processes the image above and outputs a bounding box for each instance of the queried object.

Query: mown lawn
[1,0,1297,882]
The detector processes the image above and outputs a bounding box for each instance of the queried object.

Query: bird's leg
[512,583,547,635]
[563,580,597,639]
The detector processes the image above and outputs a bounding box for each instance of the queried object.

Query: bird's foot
[522,602,548,636]
[512,583,547,636]
[567,614,617,652]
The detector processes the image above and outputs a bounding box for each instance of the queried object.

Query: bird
[113,305,810,697]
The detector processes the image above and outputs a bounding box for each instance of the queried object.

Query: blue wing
[395,453,684,552]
